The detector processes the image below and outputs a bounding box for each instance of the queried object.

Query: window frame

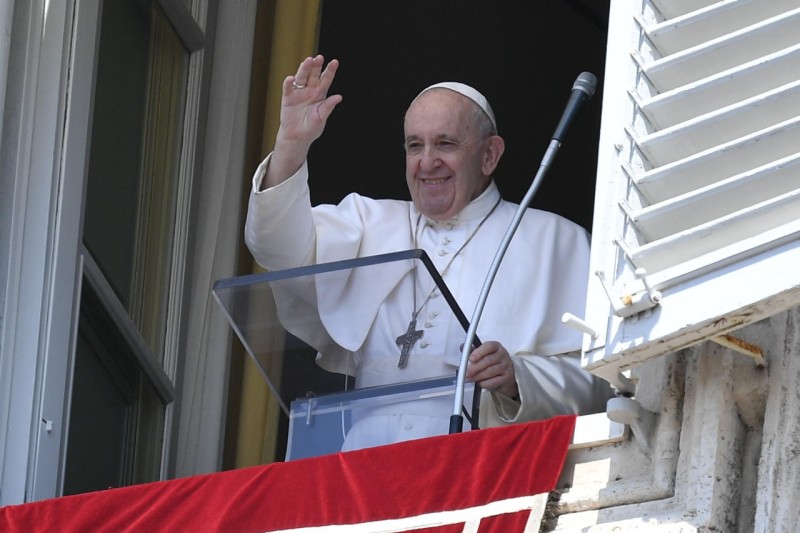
[0,0,220,504]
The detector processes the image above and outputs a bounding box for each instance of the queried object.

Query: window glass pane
[66,0,188,495]
[82,0,188,359]
[64,295,137,495]
[65,282,168,494]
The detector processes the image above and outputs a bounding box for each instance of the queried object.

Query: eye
[437,139,458,151]
[404,141,422,154]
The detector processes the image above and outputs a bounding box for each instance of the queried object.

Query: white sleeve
[480,352,614,426]
[244,155,316,271]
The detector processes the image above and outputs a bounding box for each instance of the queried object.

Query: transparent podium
[213,249,477,460]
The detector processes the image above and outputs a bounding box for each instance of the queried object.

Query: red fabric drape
[0,416,575,532]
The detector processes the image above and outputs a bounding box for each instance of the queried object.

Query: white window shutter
[580,0,800,390]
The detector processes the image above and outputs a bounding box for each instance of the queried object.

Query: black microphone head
[573,72,597,98]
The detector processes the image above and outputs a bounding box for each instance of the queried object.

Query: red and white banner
[0,415,575,532]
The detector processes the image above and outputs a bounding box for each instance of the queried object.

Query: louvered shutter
[579,0,800,390]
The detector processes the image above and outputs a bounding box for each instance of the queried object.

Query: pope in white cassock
[245,55,614,451]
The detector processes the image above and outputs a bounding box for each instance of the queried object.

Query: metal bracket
[712,333,766,368]
[305,397,316,425]
[597,268,662,318]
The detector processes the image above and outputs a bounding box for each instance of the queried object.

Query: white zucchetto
[414,82,497,133]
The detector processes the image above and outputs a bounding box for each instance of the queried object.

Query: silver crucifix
[396,318,424,368]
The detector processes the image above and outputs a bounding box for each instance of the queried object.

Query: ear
[481,135,505,176]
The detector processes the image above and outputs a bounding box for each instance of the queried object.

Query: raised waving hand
[263,55,343,189]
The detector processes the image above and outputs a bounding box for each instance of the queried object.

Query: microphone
[449,72,598,434]
[552,72,598,142]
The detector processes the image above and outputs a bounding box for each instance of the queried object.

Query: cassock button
[404,423,414,431]
[437,249,448,256]
[420,341,430,348]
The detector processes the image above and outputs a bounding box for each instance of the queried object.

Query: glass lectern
[212,250,477,460]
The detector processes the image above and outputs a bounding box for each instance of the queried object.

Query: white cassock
[245,156,613,451]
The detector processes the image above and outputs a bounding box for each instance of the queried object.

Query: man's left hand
[465,341,518,399]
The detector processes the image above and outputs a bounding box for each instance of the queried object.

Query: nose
[419,145,440,172]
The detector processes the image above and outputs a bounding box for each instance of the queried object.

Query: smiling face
[403,89,504,221]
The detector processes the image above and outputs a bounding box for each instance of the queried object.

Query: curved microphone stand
[449,72,598,434]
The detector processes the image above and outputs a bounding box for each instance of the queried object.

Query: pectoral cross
[396,318,424,368]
